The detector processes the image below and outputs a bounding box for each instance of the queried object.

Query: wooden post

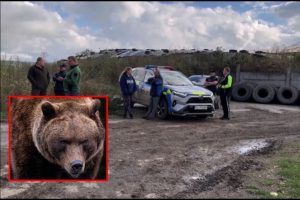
[286,67,291,87]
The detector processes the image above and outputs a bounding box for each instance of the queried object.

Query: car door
[132,68,146,104]
[140,70,154,105]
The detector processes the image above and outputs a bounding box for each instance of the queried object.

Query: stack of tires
[232,82,299,105]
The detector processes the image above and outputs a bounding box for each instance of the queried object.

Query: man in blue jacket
[53,63,66,96]
[143,69,163,120]
[119,67,137,119]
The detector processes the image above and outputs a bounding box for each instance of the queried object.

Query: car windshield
[190,75,209,84]
[160,70,193,86]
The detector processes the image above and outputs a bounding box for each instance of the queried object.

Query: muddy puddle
[229,139,272,155]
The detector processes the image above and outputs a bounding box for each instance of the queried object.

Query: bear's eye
[79,139,88,145]
[60,140,70,145]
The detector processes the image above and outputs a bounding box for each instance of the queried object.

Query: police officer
[143,69,163,120]
[218,66,233,120]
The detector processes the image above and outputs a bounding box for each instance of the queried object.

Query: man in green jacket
[218,66,233,120]
[64,56,81,96]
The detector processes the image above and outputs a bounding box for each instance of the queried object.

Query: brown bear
[10,97,105,179]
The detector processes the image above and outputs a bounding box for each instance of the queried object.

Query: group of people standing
[204,67,233,120]
[119,67,163,120]
[119,66,233,120]
[27,56,232,119]
[27,56,81,96]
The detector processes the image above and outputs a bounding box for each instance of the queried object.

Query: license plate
[194,106,207,110]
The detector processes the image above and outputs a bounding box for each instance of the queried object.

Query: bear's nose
[71,160,83,173]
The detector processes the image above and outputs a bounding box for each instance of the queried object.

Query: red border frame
[7,96,109,182]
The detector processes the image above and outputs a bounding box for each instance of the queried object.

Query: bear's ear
[90,99,101,116]
[41,101,58,120]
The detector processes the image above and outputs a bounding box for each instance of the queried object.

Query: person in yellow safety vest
[162,88,173,113]
[217,66,233,120]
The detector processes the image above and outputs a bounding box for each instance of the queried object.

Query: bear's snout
[71,160,84,175]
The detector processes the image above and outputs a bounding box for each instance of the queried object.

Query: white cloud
[1,52,33,62]
[269,1,300,34]
[1,2,299,62]
[1,2,120,62]
[271,1,300,19]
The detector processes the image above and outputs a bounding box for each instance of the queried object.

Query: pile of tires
[252,84,276,103]
[276,86,299,104]
[232,82,299,105]
[232,82,256,102]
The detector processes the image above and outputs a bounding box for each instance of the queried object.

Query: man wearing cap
[53,63,67,96]
[27,57,50,96]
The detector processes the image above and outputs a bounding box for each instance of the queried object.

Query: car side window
[134,69,146,81]
[132,69,137,78]
[190,77,198,82]
[144,71,154,83]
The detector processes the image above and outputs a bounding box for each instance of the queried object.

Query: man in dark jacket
[119,67,137,119]
[218,66,233,120]
[204,70,220,109]
[27,57,50,95]
[53,64,66,96]
[143,69,163,120]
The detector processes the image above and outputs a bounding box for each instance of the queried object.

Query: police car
[132,65,215,119]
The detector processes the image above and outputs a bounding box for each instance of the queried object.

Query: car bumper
[171,95,215,116]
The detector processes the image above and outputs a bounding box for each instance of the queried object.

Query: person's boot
[129,114,133,119]
[123,113,127,118]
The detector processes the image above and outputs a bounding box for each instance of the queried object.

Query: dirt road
[1,102,300,198]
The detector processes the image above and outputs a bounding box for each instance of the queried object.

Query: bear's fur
[10,98,105,179]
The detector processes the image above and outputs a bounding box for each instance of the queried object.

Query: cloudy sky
[1,1,300,62]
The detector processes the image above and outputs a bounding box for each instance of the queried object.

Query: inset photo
[8,96,108,182]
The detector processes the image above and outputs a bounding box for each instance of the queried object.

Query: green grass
[247,186,275,199]
[261,178,275,186]
[247,155,300,199]
[278,157,300,198]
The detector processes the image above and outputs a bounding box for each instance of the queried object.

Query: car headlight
[173,91,188,98]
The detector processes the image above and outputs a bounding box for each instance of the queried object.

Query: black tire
[252,84,275,103]
[157,98,168,119]
[232,83,254,102]
[276,86,299,105]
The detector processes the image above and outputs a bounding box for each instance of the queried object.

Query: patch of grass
[278,157,300,198]
[247,154,300,199]
[261,178,275,186]
[247,186,274,199]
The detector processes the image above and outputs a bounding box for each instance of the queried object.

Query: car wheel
[157,98,168,119]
